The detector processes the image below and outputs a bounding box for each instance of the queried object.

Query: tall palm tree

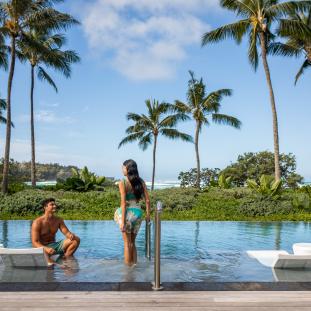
[269,8,311,84]
[175,71,241,188]
[202,0,310,181]
[19,29,80,187]
[0,0,78,193]
[119,99,193,190]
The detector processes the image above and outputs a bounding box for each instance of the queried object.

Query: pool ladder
[146,201,163,290]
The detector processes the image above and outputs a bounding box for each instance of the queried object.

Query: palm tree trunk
[259,32,281,181]
[151,134,158,191]
[1,36,16,194]
[30,65,36,187]
[195,120,201,188]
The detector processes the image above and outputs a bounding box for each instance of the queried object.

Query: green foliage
[238,195,293,217]
[292,193,310,210]
[178,168,220,188]
[1,187,311,221]
[247,175,283,197]
[8,182,29,194]
[149,187,200,211]
[297,185,311,196]
[57,167,106,192]
[221,151,303,188]
[218,174,233,189]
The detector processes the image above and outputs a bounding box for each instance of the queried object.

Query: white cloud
[39,101,60,108]
[80,0,216,80]
[18,110,75,124]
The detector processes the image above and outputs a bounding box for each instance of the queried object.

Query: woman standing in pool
[114,159,151,266]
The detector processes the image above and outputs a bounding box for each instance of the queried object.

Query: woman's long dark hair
[123,159,144,201]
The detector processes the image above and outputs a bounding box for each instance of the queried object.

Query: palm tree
[175,71,241,188]
[202,0,310,181]
[0,99,14,152]
[19,30,80,187]
[269,8,311,84]
[0,0,78,193]
[119,99,193,190]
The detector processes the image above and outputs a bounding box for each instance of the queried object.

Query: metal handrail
[152,201,163,290]
[145,219,151,260]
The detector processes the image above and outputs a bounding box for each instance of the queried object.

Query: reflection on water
[0,221,311,282]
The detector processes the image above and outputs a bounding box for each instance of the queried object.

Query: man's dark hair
[42,198,55,209]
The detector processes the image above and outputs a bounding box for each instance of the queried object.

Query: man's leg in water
[62,236,80,258]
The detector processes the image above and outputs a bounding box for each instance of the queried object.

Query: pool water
[1,220,311,282]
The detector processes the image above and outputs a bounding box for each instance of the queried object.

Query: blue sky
[0,0,310,182]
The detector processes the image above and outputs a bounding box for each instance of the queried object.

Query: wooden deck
[1,291,311,310]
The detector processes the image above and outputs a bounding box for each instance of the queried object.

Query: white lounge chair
[0,245,59,268]
[247,243,311,269]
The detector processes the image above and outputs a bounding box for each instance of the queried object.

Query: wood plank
[1,291,311,311]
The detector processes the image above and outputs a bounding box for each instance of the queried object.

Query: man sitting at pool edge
[31,198,80,264]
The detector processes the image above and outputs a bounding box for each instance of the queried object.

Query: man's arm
[59,219,75,240]
[31,220,55,255]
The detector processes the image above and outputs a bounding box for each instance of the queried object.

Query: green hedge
[1,187,311,221]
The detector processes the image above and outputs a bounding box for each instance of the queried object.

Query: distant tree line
[0,158,78,182]
[179,151,303,189]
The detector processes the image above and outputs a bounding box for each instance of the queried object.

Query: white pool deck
[1,291,311,310]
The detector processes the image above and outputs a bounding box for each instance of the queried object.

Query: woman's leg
[122,232,133,265]
[131,232,137,264]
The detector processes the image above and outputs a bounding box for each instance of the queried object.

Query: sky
[0,0,310,182]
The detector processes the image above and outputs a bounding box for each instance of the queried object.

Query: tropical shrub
[57,167,105,192]
[297,185,311,196]
[0,190,87,216]
[292,193,310,210]
[8,182,29,194]
[238,195,293,216]
[218,174,233,189]
[148,187,200,211]
[247,175,282,197]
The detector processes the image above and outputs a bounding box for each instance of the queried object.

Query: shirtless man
[31,198,80,264]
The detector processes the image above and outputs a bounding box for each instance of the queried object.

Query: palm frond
[174,100,192,113]
[220,0,257,16]
[37,66,58,92]
[26,8,79,31]
[0,99,6,110]
[159,113,190,128]
[278,18,311,38]
[295,59,311,84]
[202,19,250,45]
[118,131,145,149]
[268,42,302,57]
[204,89,233,109]
[248,28,259,70]
[267,1,311,18]
[160,128,193,142]
[0,115,6,125]
[138,133,153,151]
[212,113,242,128]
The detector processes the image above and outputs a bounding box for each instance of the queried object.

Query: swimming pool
[0,220,311,282]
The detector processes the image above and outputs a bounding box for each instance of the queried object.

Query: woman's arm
[143,182,151,221]
[119,180,127,231]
